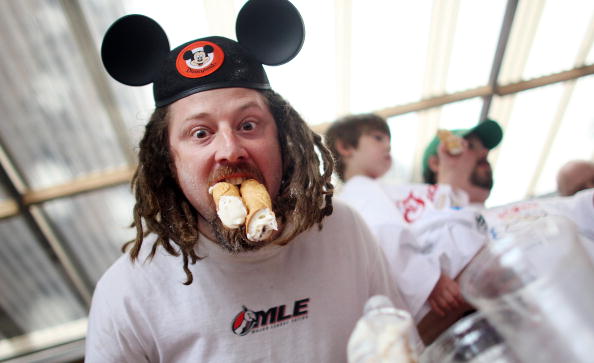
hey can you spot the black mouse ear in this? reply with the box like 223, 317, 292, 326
236, 0, 305, 66
101, 14, 170, 86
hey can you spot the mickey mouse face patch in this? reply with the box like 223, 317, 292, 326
176, 41, 224, 78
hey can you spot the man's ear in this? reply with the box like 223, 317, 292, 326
335, 139, 354, 158
428, 154, 440, 173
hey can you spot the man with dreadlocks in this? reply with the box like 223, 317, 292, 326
85, 2, 415, 362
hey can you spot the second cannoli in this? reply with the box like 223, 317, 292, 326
240, 179, 277, 241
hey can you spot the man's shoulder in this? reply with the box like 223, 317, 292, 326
94, 252, 142, 295
329, 198, 360, 221
94, 236, 182, 295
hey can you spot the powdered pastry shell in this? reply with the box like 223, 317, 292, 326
437, 129, 464, 155
211, 182, 241, 205
240, 179, 277, 241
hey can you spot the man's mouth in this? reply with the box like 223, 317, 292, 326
210, 163, 265, 188
215, 174, 252, 186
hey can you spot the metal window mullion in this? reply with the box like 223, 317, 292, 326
59, 0, 136, 165
0, 141, 92, 307
479, 0, 519, 122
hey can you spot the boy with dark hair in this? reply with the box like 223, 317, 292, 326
325, 113, 391, 182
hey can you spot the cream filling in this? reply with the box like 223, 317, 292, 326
246, 208, 278, 241
347, 306, 417, 363
216, 195, 247, 229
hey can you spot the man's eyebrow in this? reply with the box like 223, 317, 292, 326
182, 101, 265, 123
237, 101, 265, 113
183, 112, 210, 122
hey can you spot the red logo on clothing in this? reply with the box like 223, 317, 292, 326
426, 184, 438, 202
231, 306, 257, 336
230, 298, 310, 336
397, 192, 426, 223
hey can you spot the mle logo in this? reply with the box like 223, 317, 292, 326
231, 298, 310, 336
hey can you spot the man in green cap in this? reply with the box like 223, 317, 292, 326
422, 119, 503, 206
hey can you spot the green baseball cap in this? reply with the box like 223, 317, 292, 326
421, 119, 503, 178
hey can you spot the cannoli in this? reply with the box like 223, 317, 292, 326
209, 182, 247, 229
240, 179, 278, 241
437, 129, 464, 155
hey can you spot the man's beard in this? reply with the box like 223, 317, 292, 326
470, 166, 493, 190
209, 217, 269, 253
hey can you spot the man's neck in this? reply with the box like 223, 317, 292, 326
464, 185, 490, 206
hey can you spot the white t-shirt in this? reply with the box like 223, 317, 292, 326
337, 176, 487, 321
85, 200, 411, 363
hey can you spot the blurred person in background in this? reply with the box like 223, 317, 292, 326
421, 119, 503, 207
556, 159, 594, 196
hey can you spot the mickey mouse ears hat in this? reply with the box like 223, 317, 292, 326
422, 119, 503, 176
101, 0, 305, 107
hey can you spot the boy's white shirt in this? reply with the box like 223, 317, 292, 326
337, 175, 487, 321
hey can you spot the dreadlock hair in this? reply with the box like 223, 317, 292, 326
324, 113, 391, 181
123, 89, 335, 285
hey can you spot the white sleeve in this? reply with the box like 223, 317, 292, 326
409, 207, 488, 279
374, 223, 440, 322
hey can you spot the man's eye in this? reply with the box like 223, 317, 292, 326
371, 134, 387, 142
241, 121, 256, 131
193, 129, 209, 139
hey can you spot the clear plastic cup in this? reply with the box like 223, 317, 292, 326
420, 311, 520, 363
347, 295, 419, 363
459, 215, 594, 363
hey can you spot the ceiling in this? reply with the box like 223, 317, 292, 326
1, 0, 593, 360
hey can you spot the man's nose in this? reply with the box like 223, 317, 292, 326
214, 129, 248, 163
